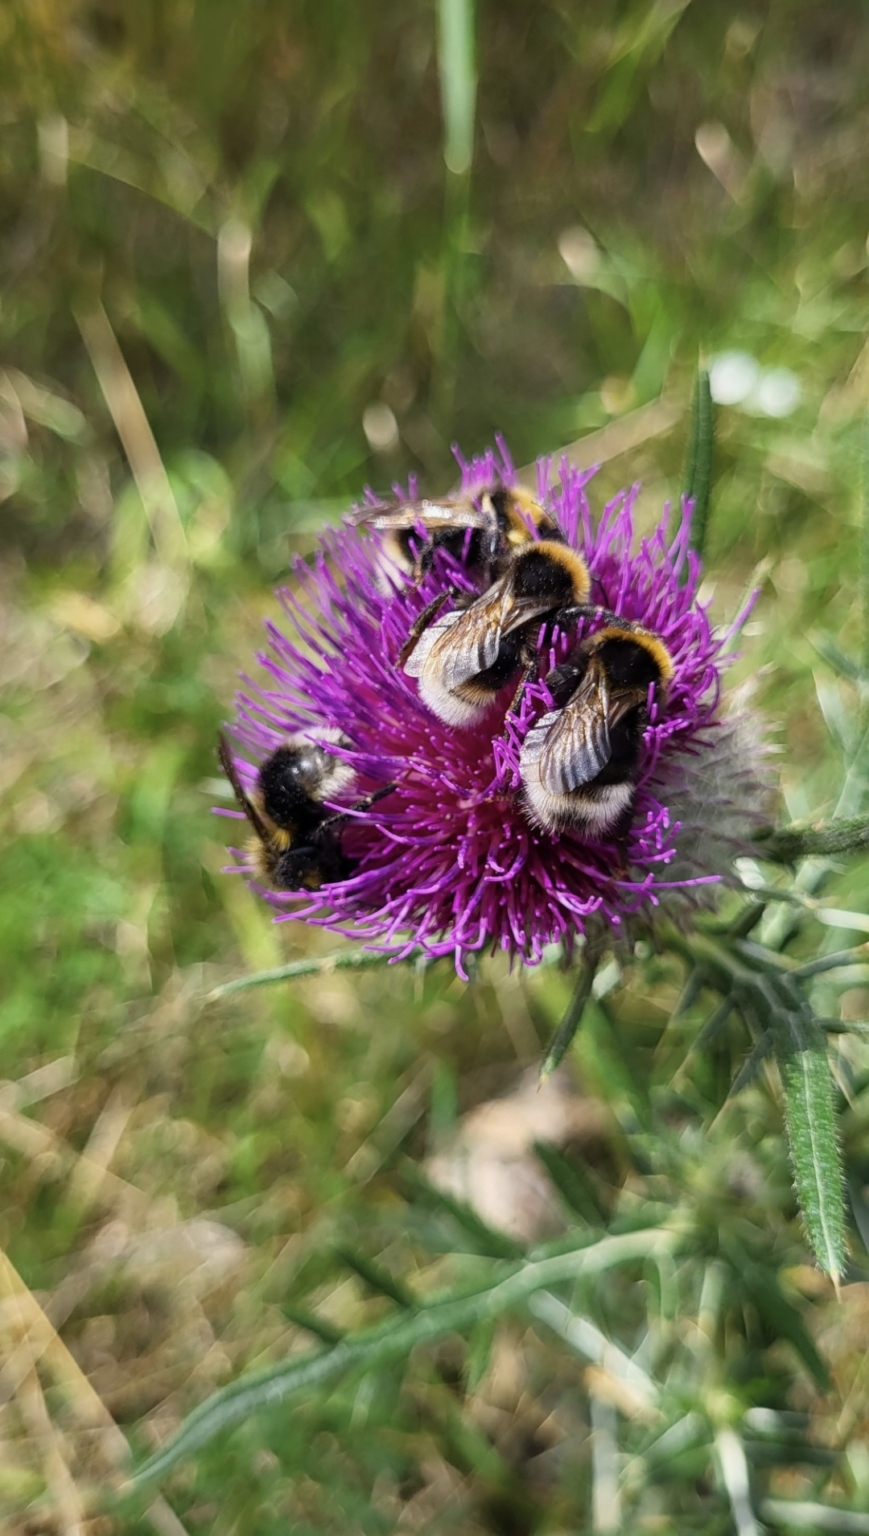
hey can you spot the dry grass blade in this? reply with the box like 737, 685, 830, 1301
75, 302, 187, 569
66, 1084, 135, 1216
522, 396, 681, 479
0, 1250, 190, 1535
15, 1367, 86, 1536
1, 1258, 86, 1536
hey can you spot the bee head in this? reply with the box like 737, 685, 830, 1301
258, 730, 355, 823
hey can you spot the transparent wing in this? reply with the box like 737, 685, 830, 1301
425, 581, 516, 689
423, 565, 568, 692
537, 663, 613, 794
347, 496, 489, 532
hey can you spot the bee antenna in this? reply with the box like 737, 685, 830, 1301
217, 734, 270, 841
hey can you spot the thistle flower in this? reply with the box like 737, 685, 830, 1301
221, 441, 769, 975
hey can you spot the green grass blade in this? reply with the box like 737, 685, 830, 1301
684, 365, 715, 559
437, 0, 477, 175
761, 1500, 869, 1533
540, 938, 602, 1081
864, 411, 869, 674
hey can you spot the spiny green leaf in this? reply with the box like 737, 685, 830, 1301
336, 1247, 415, 1308
759, 815, 869, 863
399, 1161, 523, 1259
463, 1317, 496, 1393
124, 1226, 680, 1492
794, 945, 869, 980
532, 1139, 606, 1226
693, 996, 737, 1055
207, 945, 424, 999
577, 1000, 650, 1130
280, 1306, 344, 1346
673, 965, 706, 1017
770, 1002, 845, 1281
728, 1031, 774, 1097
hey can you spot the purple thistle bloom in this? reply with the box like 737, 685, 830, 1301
220, 440, 769, 976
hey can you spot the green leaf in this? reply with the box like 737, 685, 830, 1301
577, 1000, 650, 1130
683, 365, 715, 559
124, 1226, 680, 1493
770, 1000, 846, 1281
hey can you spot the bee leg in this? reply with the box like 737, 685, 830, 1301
556, 603, 628, 630
412, 544, 436, 585
608, 801, 638, 879
355, 780, 397, 811
397, 589, 462, 668
318, 780, 398, 832
506, 657, 539, 717
506, 623, 551, 717
478, 523, 505, 581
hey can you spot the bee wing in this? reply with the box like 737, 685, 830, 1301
347, 497, 489, 532
217, 735, 270, 842
412, 567, 560, 692
536, 662, 613, 794
420, 580, 517, 688
496, 562, 578, 638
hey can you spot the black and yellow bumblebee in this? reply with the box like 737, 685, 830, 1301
400, 539, 613, 728
349, 482, 559, 585
218, 730, 393, 890
519, 624, 674, 838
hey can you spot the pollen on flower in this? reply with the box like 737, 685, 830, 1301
219, 439, 769, 975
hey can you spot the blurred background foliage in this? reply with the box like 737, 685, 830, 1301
3, 0, 869, 1531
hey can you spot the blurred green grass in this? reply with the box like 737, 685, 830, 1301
3, 0, 869, 1530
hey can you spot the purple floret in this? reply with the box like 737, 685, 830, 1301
221, 439, 766, 975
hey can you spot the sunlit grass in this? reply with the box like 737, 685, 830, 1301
3, 1, 869, 1530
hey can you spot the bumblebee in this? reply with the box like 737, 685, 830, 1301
349, 482, 559, 584
519, 625, 674, 838
400, 540, 609, 727
218, 730, 393, 890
